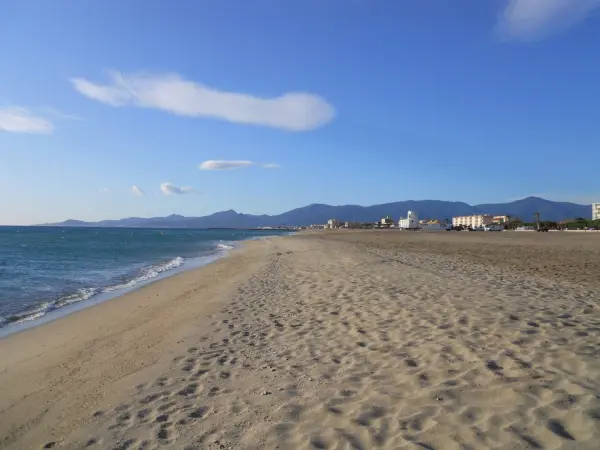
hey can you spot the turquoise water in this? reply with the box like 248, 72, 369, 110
0, 227, 287, 332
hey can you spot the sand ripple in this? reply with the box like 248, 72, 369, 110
1, 232, 599, 449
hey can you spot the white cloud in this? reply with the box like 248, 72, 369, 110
98, 187, 110, 194
70, 71, 335, 131
160, 182, 193, 195
0, 107, 54, 134
498, 0, 600, 41
200, 160, 254, 170
199, 160, 280, 170
131, 185, 145, 196
262, 163, 280, 169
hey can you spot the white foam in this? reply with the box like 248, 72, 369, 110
1, 234, 272, 333
3, 287, 100, 325
54, 287, 99, 307
104, 256, 184, 292
2, 259, 185, 327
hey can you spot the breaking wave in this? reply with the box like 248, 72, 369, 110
0, 256, 186, 327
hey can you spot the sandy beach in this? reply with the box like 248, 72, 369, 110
1, 231, 599, 449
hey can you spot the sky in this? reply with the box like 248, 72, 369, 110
1, 0, 600, 225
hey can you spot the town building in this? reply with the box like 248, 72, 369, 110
379, 216, 394, 228
593, 203, 600, 220
493, 215, 510, 224
326, 219, 340, 229
452, 214, 493, 228
344, 221, 361, 229
419, 219, 445, 231
398, 210, 419, 229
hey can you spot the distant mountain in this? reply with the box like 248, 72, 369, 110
39, 197, 592, 228
472, 197, 590, 222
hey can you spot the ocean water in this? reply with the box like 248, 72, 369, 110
0, 227, 288, 333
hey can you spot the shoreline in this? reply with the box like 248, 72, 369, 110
1, 231, 599, 449
0, 237, 272, 449
0, 234, 278, 339
0, 237, 261, 343
0, 251, 225, 339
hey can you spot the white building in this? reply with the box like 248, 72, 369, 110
420, 220, 445, 231
593, 203, 600, 220
380, 216, 394, 228
398, 210, 419, 230
453, 214, 493, 228
326, 218, 340, 229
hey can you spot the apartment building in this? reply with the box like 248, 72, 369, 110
593, 203, 600, 220
452, 214, 494, 228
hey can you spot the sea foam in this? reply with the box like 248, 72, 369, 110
104, 256, 184, 292
1, 257, 185, 326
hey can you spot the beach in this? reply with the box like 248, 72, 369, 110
1, 231, 599, 449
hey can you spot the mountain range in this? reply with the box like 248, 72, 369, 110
40, 197, 592, 229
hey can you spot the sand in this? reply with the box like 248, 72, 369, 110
1, 231, 599, 449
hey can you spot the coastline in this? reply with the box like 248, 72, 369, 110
1, 231, 599, 449
0, 233, 279, 338
0, 237, 273, 449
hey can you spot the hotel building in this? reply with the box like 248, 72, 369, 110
452, 214, 494, 228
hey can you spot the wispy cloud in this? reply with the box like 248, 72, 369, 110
160, 182, 193, 195
131, 185, 145, 196
262, 163, 280, 169
0, 107, 54, 134
497, 0, 600, 41
42, 107, 83, 122
199, 160, 280, 170
98, 187, 110, 194
200, 160, 254, 170
70, 71, 335, 131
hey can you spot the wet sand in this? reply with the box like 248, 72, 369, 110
1, 231, 599, 449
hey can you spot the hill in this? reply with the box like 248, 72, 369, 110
40, 197, 592, 228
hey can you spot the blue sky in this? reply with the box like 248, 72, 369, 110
1, 0, 600, 225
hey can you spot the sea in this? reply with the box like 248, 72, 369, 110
0, 226, 290, 336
